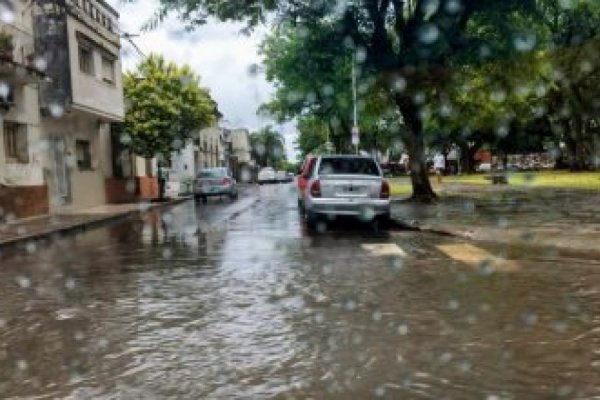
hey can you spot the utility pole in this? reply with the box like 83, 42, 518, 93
351, 51, 359, 154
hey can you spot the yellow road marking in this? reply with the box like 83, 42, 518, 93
436, 243, 519, 272
362, 243, 407, 257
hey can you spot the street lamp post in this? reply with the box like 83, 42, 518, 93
351, 52, 359, 155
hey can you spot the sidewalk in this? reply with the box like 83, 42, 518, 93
391, 184, 600, 257
0, 198, 188, 248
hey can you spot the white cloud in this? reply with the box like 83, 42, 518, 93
109, 0, 297, 160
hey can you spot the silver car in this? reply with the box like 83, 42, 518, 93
302, 155, 391, 229
194, 168, 238, 203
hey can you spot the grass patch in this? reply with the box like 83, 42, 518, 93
388, 171, 600, 196
446, 171, 600, 190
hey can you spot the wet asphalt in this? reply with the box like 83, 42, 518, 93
1, 183, 599, 399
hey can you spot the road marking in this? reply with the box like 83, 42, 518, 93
362, 243, 406, 257
436, 243, 519, 272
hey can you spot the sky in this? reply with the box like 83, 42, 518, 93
107, 0, 297, 160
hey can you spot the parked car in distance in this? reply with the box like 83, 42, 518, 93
258, 167, 277, 184
297, 154, 317, 209
194, 167, 238, 203
476, 162, 492, 172
301, 155, 391, 230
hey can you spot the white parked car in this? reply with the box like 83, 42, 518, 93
257, 167, 277, 184
302, 155, 391, 230
476, 162, 492, 172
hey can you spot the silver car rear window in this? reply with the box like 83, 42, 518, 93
199, 169, 227, 178
318, 158, 380, 176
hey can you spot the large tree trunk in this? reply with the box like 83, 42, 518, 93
396, 96, 436, 202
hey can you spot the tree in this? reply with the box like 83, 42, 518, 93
250, 126, 286, 168
123, 54, 217, 198
141, 0, 552, 202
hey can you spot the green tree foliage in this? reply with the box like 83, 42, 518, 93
140, 0, 600, 193
250, 125, 286, 168
124, 54, 217, 159
123, 54, 218, 197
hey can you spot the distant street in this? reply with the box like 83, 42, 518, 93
1, 183, 600, 399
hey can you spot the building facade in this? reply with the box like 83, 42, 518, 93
0, 0, 49, 219
34, 0, 125, 212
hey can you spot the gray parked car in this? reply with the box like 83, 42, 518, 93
194, 168, 238, 203
301, 155, 391, 229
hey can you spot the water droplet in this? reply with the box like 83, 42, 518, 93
15, 276, 31, 289
557, 385, 573, 396
448, 299, 460, 310
314, 312, 325, 323
25, 241, 37, 254
439, 352, 453, 364
418, 23, 439, 44
0, 81, 10, 99
34, 56, 47, 72
445, 0, 462, 14
514, 32, 537, 52
490, 89, 506, 103
522, 311, 538, 326
65, 278, 76, 290
16, 359, 28, 371
422, 0, 440, 19
0, 0, 15, 24
457, 360, 471, 372
393, 77, 407, 92
397, 321, 409, 335
48, 102, 65, 118
375, 385, 386, 397
74, 330, 85, 341
345, 300, 357, 311
0, 318, 6, 328
372, 311, 382, 322
355, 47, 367, 63
478, 259, 494, 276
551, 320, 568, 334
559, 0, 573, 10
162, 248, 173, 259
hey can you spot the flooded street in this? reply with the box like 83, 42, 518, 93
1, 184, 600, 399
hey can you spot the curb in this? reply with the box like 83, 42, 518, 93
409, 222, 600, 261
0, 198, 189, 250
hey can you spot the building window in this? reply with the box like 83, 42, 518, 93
76, 140, 92, 170
101, 56, 115, 84
79, 46, 93, 75
3, 122, 28, 163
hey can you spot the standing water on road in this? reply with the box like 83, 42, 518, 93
1, 187, 599, 398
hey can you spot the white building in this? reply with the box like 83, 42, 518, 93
34, 0, 125, 211
0, 0, 49, 219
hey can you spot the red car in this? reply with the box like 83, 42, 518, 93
297, 154, 317, 210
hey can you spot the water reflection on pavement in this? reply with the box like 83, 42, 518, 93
1, 183, 599, 399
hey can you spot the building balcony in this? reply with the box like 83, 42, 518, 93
0, 54, 46, 85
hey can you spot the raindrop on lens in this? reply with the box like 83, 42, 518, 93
418, 23, 439, 44
49, 102, 65, 118
513, 32, 536, 52
445, 0, 462, 14
162, 248, 173, 259
393, 77, 407, 92
372, 311, 382, 322
34, 56, 47, 72
448, 299, 460, 310
65, 278, 76, 290
345, 300, 357, 311
397, 321, 409, 335
16, 276, 31, 289
16, 359, 28, 372
375, 386, 386, 397
0, 81, 9, 99
0, 0, 15, 23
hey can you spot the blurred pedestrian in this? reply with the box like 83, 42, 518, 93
434, 153, 445, 184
